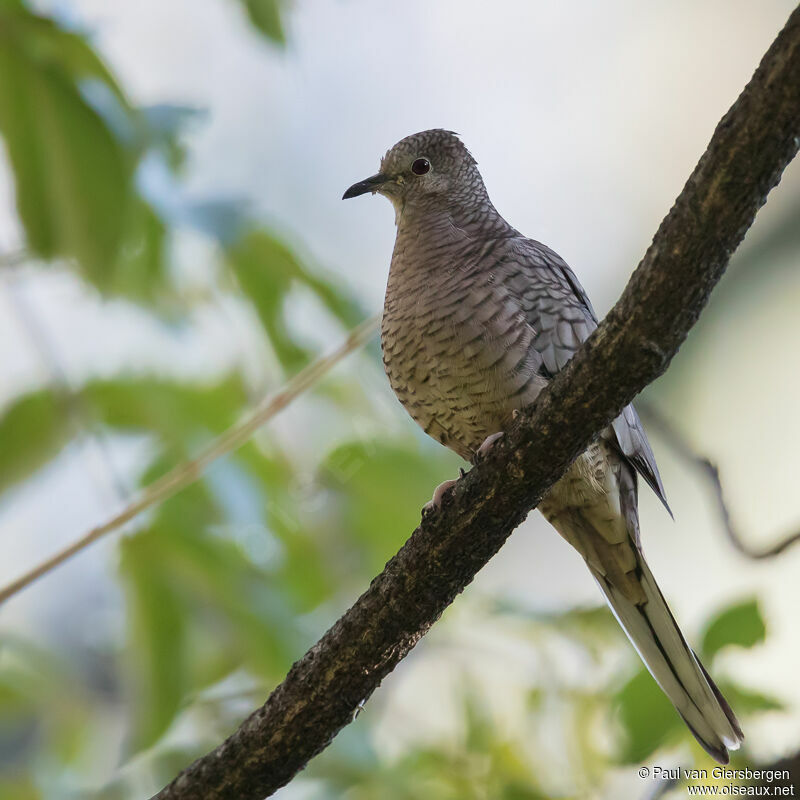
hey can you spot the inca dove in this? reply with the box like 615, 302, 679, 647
343, 129, 743, 763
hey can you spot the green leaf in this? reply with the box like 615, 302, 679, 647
614, 668, 682, 763
118, 471, 300, 751
701, 598, 766, 661
0, 390, 69, 494
502, 785, 547, 800
716, 682, 784, 714
120, 529, 188, 750
102, 199, 170, 303
0, 8, 129, 103
86, 375, 248, 445
0, 6, 133, 274
156, 516, 299, 678
240, 0, 285, 44
0, 636, 97, 779
0, 776, 40, 800
238, 444, 334, 610
320, 440, 459, 573
225, 229, 364, 370
0, 376, 247, 498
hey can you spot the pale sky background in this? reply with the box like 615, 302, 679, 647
1, 1, 799, 796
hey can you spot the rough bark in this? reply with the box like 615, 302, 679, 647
153, 7, 800, 799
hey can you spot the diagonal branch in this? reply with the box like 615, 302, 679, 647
154, 7, 800, 799
0, 315, 379, 605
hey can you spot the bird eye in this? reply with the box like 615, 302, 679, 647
411, 157, 431, 175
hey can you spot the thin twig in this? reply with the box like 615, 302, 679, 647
0, 315, 379, 605
638, 401, 800, 559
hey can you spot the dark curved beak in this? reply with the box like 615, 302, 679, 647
342, 173, 390, 199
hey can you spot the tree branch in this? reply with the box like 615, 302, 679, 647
154, 8, 800, 799
638, 401, 800, 559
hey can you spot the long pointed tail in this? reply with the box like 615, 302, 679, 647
590, 553, 744, 762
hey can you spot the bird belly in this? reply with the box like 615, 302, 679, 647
381, 298, 545, 461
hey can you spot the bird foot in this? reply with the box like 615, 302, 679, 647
422, 479, 459, 514
475, 431, 504, 461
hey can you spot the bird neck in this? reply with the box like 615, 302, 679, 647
395, 194, 512, 241
390, 198, 515, 285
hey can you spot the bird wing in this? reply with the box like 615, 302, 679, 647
507, 237, 670, 513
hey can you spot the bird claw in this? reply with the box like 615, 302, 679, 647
422, 478, 459, 514
475, 431, 504, 461
422, 434, 503, 517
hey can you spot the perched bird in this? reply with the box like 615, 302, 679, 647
343, 129, 743, 762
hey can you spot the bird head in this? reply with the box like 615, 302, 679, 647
342, 129, 486, 214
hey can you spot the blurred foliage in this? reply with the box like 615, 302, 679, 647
0, 2, 789, 800
226, 229, 363, 370
320, 440, 460, 573
700, 598, 766, 661
0, 2, 169, 299
305, 699, 551, 800
238, 0, 286, 44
